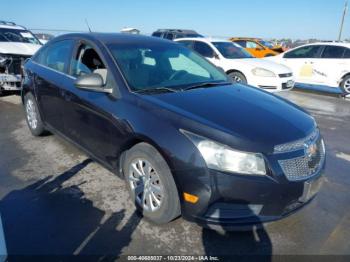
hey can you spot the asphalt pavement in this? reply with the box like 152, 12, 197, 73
0, 90, 349, 259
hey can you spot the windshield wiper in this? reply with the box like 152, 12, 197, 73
134, 87, 179, 94
182, 81, 232, 91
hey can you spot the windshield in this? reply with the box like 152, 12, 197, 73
212, 42, 253, 59
0, 28, 41, 45
259, 40, 274, 48
108, 43, 229, 92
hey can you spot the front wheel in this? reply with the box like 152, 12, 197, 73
340, 75, 350, 95
24, 93, 46, 136
228, 71, 247, 84
123, 143, 181, 224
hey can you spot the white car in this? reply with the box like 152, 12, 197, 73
266, 42, 350, 95
175, 38, 295, 92
0, 21, 42, 94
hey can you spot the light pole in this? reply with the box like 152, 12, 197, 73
338, 0, 348, 41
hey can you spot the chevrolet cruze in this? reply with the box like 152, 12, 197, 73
22, 33, 326, 229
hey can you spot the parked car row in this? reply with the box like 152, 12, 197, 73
0, 21, 42, 95
175, 38, 294, 92
22, 33, 326, 229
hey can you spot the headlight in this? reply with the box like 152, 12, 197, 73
182, 130, 267, 176
252, 67, 276, 77
0, 55, 8, 66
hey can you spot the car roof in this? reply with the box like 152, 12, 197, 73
297, 42, 350, 48
0, 21, 26, 30
175, 37, 231, 43
230, 37, 262, 41
53, 32, 180, 46
154, 29, 199, 34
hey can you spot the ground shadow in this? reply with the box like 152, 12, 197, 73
202, 203, 272, 261
0, 159, 142, 260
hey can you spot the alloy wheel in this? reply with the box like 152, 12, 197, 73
344, 79, 350, 94
128, 158, 164, 212
26, 99, 38, 130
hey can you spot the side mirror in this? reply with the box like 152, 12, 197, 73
214, 53, 220, 60
74, 73, 112, 93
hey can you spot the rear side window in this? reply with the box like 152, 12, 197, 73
343, 48, 350, 58
177, 41, 194, 49
152, 32, 162, 37
284, 45, 322, 59
321, 46, 346, 58
36, 40, 74, 73
165, 33, 174, 40
193, 41, 214, 58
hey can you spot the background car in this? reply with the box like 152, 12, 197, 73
266, 42, 350, 95
152, 29, 203, 40
175, 38, 295, 92
22, 33, 324, 229
0, 21, 42, 95
230, 37, 282, 58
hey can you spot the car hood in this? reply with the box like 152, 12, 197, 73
234, 58, 291, 74
143, 85, 315, 153
0, 42, 41, 56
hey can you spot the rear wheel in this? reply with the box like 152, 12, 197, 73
340, 75, 350, 95
24, 93, 45, 136
123, 143, 181, 224
228, 71, 247, 84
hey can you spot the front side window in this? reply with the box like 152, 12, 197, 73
321, 46, 346, 59
246, 41, 259, 49
212, 42, 253, 59
37, 40, 74, 73
259, 40, 274, 48
193, 41, 214, 58
284, 45, 322, 59
0, 28, 41, 45
107, 43, 228, 91
165, 33, 174, 40
70, 44, 108, 84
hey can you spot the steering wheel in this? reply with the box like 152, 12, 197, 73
169, 70, 187, 81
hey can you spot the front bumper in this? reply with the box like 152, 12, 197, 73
179, 163, 325, 230
0, 74, 22, 91
249, 75, 295, 92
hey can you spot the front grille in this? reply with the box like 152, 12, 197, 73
279, 73, 293, 78
278, 135, 325, 181
0, 54, 30, 75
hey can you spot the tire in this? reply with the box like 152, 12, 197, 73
340, 75, 350, 95
228, 71, 247, 84
24, 92, 46, 136
123, 143, 181, 224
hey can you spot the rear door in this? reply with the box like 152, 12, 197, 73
282, 45, 323, 84
32, 39, 75, 133
313, 45, 348, 86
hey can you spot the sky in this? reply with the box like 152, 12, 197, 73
1, 0, 349, 40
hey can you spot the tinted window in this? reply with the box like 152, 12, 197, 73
193, 41, 214, 58
37, 40, 74, 73
284, 45, 321, 59
165, 33, 174, 40
343, 48, 350, 58
152, 32, 162, 37
107, 43, 227, 91
212, 42, 253, 59
321, 46, 346, 58
0, 28, 41, 45
177, 40, 194, 49
234, 40, 247, 48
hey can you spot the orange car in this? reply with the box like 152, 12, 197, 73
229, 38, 285, 58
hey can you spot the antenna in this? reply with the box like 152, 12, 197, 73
85, 19, 92, 33
338, 0, 348, 41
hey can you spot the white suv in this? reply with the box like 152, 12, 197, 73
0, 21, 42, 94
266, 42, 350, 95
175, 38, 295, 92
